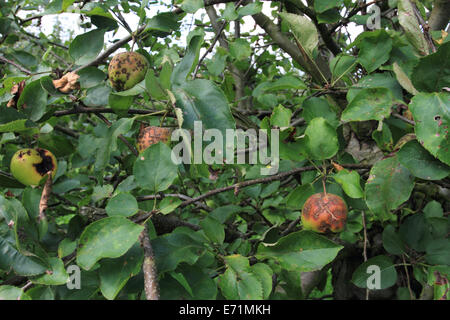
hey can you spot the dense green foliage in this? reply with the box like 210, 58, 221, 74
0, 0, 449, 300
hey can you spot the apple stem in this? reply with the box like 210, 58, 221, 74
322, 177, 327, 197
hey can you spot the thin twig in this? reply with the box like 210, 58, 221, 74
362, 211, 369, 300
402, 254, 415, 300
392, 113, 415, 126
53, 107, 167, 117
179, 164, 371, 208
137, 193, 212, 212
410, 1, 436, 53
192, 0, 245, 79
0, 55, 33, 75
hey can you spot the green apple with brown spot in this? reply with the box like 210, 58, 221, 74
108, 52, 148, 92
10, 148, 57, 186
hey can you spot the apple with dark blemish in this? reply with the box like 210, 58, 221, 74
137, 124, 172, 153
108, 52, 148, 92
301, 193, 348, 233
10, 148, 57, 186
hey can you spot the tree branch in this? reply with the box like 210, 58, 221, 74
283, 0, 341, 55
429, 0, 450, 31
139, 224, 160, 300
251, 12, 331, 84
0, 55, 33, 75
53, 106, 167, 117
205, 4, 250, 109
179, 163, 371, 208
72, 25, 147, 73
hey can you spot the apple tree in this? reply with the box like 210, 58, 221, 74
0, 0, 449, 300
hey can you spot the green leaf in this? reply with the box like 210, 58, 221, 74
82, 84, 111, 107
372, 123, 394, 151
77, 66, 106, 88
302, 97, 339, 128
159, 197, 182, 214
382, 225, 406, 255
88, 10, 118, 31
40, 76, 64, 96
17, 79, 48, 122
251, 263, 273, 299
0, 119, 36, 134
145, 12, 181, 34
223, 3, 238, 21
152, 227, 206, 273
108, 93, 133, 117
317, 8, 341, 24
314, 0, 343, 13
411, 41, 450, 92
398, 0, 429, 55
409, 92, 450, 166
99, 243, 143, 300
91, 185, 114, 203
206, 48, 227, 76
237, 1, 262, 17
219, 255, 263, 300
0, 235, 47, 276
170, 271, 194, 297
270, 105, 292, 128
365, 156, 415, 221
256, 231, 343, 271
253, 76, 306, 97
333, 169, 364, 199
330, 54, 357, 82
229, 38, 252, 61
180, 0, 203, 13
342, 88, 394, 122
93, 118, 134, 171
76, 217, 144, 270
279, 12, 318, 58
398, 140, 450, 180
105, 192, 139, 217
393, 62, 419, 95
173, 79, 236, 134
0, 285, 30, 300
69, 29, 105, 65
346, 72, 403, 103
209, 205, 241, 223
352, 255, 397, 289
423, 200, 444, 218
58, 238, 77, 258
425, 239, 450, 265
30, 257, 69, 285
10, 50, 37, 69
399, 214, 426, 251
133, 142, 178, 193
171, 35, 203, 87
200, 216, 225, 244
286, 183, 315, 209
159, 58, 173, 90
145, 69, 166, 100
304, 117, 339, 160
356, 30, 393, 73
0, 171, 25, 188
